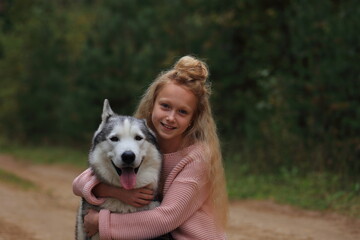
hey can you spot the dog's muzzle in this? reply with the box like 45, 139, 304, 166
110, 158, 143, 176
111, 157, 144, 190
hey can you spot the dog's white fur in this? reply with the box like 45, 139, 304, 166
76, 99, 162, 240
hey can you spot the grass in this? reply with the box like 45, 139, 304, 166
0, 142, 87, 189
0, 143, 88, 169
0, 168, 37, 190
0, 143, 88, 190
0, 142, 359, 218
226, 163, 360, 218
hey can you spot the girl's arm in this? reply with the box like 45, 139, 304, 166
72, 168, 104, 205
97, 160, 210, 240
93, 182, 155, 207
73, 168, 154, 207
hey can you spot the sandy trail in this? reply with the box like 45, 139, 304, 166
0, 155, 359, 240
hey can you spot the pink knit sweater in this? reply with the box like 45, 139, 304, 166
73, 144, 226, 239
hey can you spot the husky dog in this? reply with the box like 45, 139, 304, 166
76, 99, 162, 240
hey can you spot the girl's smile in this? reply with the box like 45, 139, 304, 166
160, 122, 176, 130
151, 82, 197, 153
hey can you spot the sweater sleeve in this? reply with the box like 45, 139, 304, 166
72, 168, 105, 205
98, 159, 210, 240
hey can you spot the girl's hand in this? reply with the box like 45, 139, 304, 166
93, 183, 155, 208
84, 209, 99, 237
123, 187, 155, 207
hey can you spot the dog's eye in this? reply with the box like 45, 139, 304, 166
135, 135, 143, 141
110, 136, 119, 142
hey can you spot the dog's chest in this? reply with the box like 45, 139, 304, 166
100, 198, 160, 214
101, 198, 138, 213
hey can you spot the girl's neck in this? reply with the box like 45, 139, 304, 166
159, 138, 184, 154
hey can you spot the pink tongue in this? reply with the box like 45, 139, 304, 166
120, 168, 136, 190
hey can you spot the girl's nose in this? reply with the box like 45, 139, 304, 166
166, 111, 175, 121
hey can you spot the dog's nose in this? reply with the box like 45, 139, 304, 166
122, 151, 135, 164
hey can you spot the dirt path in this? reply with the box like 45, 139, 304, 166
0, 155, 359, 240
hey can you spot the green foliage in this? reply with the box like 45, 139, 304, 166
0, 0, 359, 182
226, 161, 360, 218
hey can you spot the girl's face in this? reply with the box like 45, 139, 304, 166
151, 82, 197, 153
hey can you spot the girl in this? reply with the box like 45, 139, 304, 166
73, 55, 228, 239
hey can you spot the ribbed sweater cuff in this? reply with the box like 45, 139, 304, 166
99, 209, 112, 240
83, 177, 105, 205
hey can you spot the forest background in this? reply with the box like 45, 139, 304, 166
0, 0, 359, 215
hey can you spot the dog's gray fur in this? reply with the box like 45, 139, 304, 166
76, 99, 162, 240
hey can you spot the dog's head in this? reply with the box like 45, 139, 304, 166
89, 99, 159, 190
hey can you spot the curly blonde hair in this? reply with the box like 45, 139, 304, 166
134, 55, 228, 229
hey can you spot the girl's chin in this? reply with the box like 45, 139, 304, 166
158, 131, 175, 140
157, 129, 180, 141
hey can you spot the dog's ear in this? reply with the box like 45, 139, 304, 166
102, 99, 115, 123
141, 119, 158, 146
93, 99, 114, 142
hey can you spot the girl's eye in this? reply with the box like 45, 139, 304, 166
160, 103, 170, 109
179, 109, 188, 115
135, 135, 143, 141
110, 136, 119, 142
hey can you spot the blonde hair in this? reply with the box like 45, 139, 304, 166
134, 55, 228, 229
